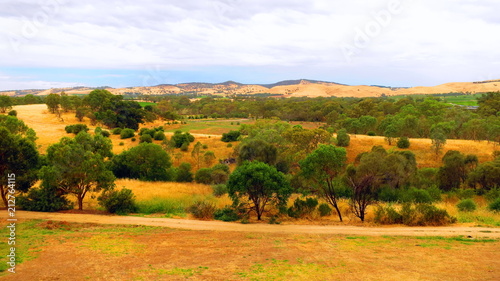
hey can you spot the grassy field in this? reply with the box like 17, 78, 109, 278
137, 101, 156, 107
389, 93, 482, 106
0, 220, 498, 280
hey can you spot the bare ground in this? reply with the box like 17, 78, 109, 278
14, 211, 500, 238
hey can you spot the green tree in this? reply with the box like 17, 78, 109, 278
384, 124, 398, 145
110, 143, 172, 181
437, 150, 478, 191
0, 95, 13, 113
203, 151, 216, 167
336, 129, 350, 147
227, 161, 291, 220
430, 128, 446, 158
176, 162, 193, 182
467, 158, 500, 190
42, 132, 115, 210
191, 141, 204, 169
299, 144, 347, 221
45, 93, 61, 114
237, 139, 277, 166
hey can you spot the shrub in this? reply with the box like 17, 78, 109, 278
65, 124, 89, 134
456, 189, 476, 199
411, 188, 434, 204
131, 137, 136, 142
98, 188, 137, 215
367, 131, 376, 136
100, 130, 110, 137
214, 207, 240, 222
456, 199, 477, 212
397, 137, 410, 148
176, 162, 193, 182
402, 203, 455, 226
180, 142, 189, 151
374, 205, 403, 224
8, 110, 17, 116
153, 131, 166, 141
202, 144, 208, 149
112, 128, 122, 135
186, 201, 216, 219
120, 128, 135, 139
336, 129, 350, 147
318, 203, 332, 217
488, 198, 500, 212
378, 186, 398, 202
119, 142, 124, 146
484, 188, 500, 202
195, 168, 213, 184
227, 143, 233, 148
212, 184, 228, 197
139, 134, 153, 143
287, 197, 318, 218
221, 130, 241, 142
17, 185, 73, 212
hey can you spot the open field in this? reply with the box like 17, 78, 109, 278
12, 104, 498, 168
0, 220, 499, 280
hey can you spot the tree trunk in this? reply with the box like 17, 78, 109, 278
1, 188, 7, 208
78, 195, 83, 210
334, 204, 343, 222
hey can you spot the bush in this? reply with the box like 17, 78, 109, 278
100, 130, 110, 137
456, 189, 476, 199
98, 188, 137, 215
318, 203, 332, 217
180, 142, 189, 151
212, 184, 228, 197
17, 185, 73, 212
456, 199, 477, 212
112, 128, 122, 135
8, 110, 17, 116
214, 207, 240, 222
186, 201, 216, 219
287, 197, 318, 218
484, 188, 500, 202
227, 143, 233, 148
153, 131, 166, 141
139, 134, 153, 143
488, 198, 500, 212
396, 137, 410, 149
202, 144, 208, 149
120, 128, 135, 139
374, 205, 403, 224
367, 131, 376, 136
221, 130, 241, 142
378, 186, 399, 202
195, 168, 213, 184
119, 142, 124, 146
65, 124, 89, 134
131, 137, 136, 142
411, 188, 434, 204
336, 129, 350, 147
175, 162, 193, 182
402, 203, 455, 226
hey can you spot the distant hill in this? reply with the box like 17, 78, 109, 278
2, 79, 500, 98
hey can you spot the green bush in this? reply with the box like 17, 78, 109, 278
153, 131, 166, 141
456, 189, 476, 199
120, 128, 135, 139
484, 188, 500, 202
214, 207, 240, 222
402, 203, 456, 226
100, 130, 110, 137
119, 142, 124, 146
65, 124, 89, 134
195, 168, 213, 184
180, 142, 189, 151
131, 137, 136, 142
227, 143, 233, 148
202, 144, 208, 149
139, 134, 153, 143
318, 203, 332, 217
374, 205, 403, 224
488, 198, 500, 212
396, 137, 410, 148
288, 197, 318, 218
175, 162, 193, 182
112, 128, 122, 135
378, 186, 398, 202
212, 184, 228, 197
186, 201, 216, 219
336, 129, 350, 147
17, 185, 73, 212
456, 199, 477, 212
411, 188, 434, 204
221, 130, 241, 142
367, 131, 376, 136
98, 188, 137, 215
8, 110, 17, 116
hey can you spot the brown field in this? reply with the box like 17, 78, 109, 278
0, 220, 499, 280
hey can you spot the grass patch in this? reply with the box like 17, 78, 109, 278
137, 102, 156, 107
155, 266, 208, 277
236, 259, 343, 280
136, 198, 187, 215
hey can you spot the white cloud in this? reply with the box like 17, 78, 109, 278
0, 0, 499, 86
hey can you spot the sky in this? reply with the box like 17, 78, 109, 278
1, 0, 500, 91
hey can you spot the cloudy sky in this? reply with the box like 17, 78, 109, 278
1, 0, 499, 90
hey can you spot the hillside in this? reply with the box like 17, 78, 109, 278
2, 79, 500, 98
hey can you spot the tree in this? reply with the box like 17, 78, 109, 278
468, 158, 500, 190
237, 139, 277, 165
336, 129, 350, 147
397, 136, 410, 149
0, 95, 13, 113
299, 144, 347, 221
191, 141, 204, 169
110, 143, 172, 181
344, 165, 377, 222
176, 162, 193, 182
203, 151, 216, 167
430, 128, 446, 158
221, 130, 241, 142
437, 150, 477, 191
45, 93, 61, 114
227, 161, 291, 220
42, 132, 115, 210
0, 126, 40, 207
384, 124, 398, 145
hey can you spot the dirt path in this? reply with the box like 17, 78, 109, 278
14, 211, 500, 238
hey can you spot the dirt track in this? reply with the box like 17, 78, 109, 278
15, 211, 500, 238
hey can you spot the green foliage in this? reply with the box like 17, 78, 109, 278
45, 93, 61, 113
186, 200, 216, 219
194, 168, 213, 184
175, 162, 193, 182
214, 207, 240, 222
120, 128, 135, 139
318, 203, 332, 216
17, 184, 73, 212
139, 134, 153, 143
64, 124, 89, 134
212, 184, 228, 197
112, 128, 122, 135
484, 188, 500, 202
136, 198, 185, 215
8, 110, 17, 116
488, 198, 500, 212
171, 130, 195, 148
153, 131, 166, 140
378, 187, 440, 203
227, 161, 292, 220
374, 205, 403, 224
110, 143, 173, 181
438, 150, 478, 191
401, 203, 456, 226
455, 189, 476, 199
180, 142, 189, 151
98, 188, 138, 215
396, 137, 410, 148
456, 199, 477, 212
336, 129, 350, 147
467, 158, 500, 190
221, 130, 241, 142
237, 139, 277, 165
0, 95, 13, 113
287, 197, 318, 218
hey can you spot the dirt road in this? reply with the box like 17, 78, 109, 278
15, 211, 500, 238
